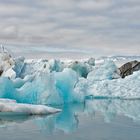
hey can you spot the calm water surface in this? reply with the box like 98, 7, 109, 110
0, 99, 140, 140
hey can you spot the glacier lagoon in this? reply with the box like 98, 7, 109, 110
0, 48, 140, 139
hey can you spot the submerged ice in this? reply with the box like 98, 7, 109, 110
0, 47, 140, 106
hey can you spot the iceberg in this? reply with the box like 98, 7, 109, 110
0, 68, 80, 105
0, 99, 61, 115
85, 71, 140, 99
0, 47, 140, 107
75, 60, 140, 99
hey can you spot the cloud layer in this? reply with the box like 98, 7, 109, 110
0, 0, 140, 56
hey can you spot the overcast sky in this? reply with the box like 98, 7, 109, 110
0, 0, 140, 57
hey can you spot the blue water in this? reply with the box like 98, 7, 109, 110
0, 99, 140, 140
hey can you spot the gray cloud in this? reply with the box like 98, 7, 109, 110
0, 0, 140, 57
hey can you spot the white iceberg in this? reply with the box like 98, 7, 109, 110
75, 60, 140, 99
0, 99, 61, 115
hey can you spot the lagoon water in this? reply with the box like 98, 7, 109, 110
0, 99, 140, 140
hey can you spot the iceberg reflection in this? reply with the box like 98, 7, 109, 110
85, 99, 140, 122
35, 99, 140, 134
35, 103, 85, 134
0, 99, 140, 134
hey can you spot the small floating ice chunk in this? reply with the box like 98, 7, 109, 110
0, 99, 61, 115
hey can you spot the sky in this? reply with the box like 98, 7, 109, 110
0, 0, 140, 57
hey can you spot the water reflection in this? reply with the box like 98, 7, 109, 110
35, 103, 85, 134
85, 99, 140, 122
0, 114, 35, 127
0, 99, 140, 134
